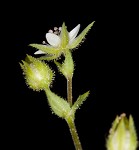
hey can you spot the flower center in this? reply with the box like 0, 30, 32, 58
48, 26, 61, 35
42, 26, 62, 45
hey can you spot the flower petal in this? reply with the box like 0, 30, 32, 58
34, 50, 46, 54
46, 33, 61, 47
69, 24, 80, 42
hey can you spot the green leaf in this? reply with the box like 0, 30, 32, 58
69, 21, 95, 49
71, 91, 90, 115
45, 89, 71, 118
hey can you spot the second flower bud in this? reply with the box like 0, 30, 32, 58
20, 55, 54, 91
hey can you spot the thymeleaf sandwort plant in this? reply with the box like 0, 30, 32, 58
20, 21, 138, 150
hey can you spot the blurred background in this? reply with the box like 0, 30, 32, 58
3, 1, 139, 150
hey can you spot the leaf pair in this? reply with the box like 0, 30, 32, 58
45, 88, 90, 120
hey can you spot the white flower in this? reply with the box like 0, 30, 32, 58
30, 21, 95, 60
35, 24, 80, 54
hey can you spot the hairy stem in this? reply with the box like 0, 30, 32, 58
67, 76, 72, 106
66, 117, 83, 150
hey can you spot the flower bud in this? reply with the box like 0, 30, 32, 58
20, 55, 54, 91
106, 113, 138, 150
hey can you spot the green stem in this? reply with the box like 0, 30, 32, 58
67, 76, 72, 107
66, 117, 83, 150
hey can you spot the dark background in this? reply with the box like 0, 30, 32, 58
3, 1, 139, 150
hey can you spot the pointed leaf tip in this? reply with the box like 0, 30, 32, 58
71, 90, 90, 115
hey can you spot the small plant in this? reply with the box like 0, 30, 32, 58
20, 21, 138, 150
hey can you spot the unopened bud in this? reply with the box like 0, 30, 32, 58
106, 113, 138, 150
20, 55, 54, 91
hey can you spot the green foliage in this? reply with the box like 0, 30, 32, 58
45, 89, 71, 118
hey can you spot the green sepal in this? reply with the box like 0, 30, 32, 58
69, 21, 95, 49
129, 115, 138, 150
54, 60, 63, 74
29, 44, 60, 55
62, 50, 74, 78
61, 22, 69, 48
110, 115, 119, 132
38, 53, 61, 61
116, 117, 126, 149
45, 89, 71, 119
55, 50, 74, 78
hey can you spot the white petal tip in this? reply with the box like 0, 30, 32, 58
69, 24, 81, 42
34, 50, 45, 54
